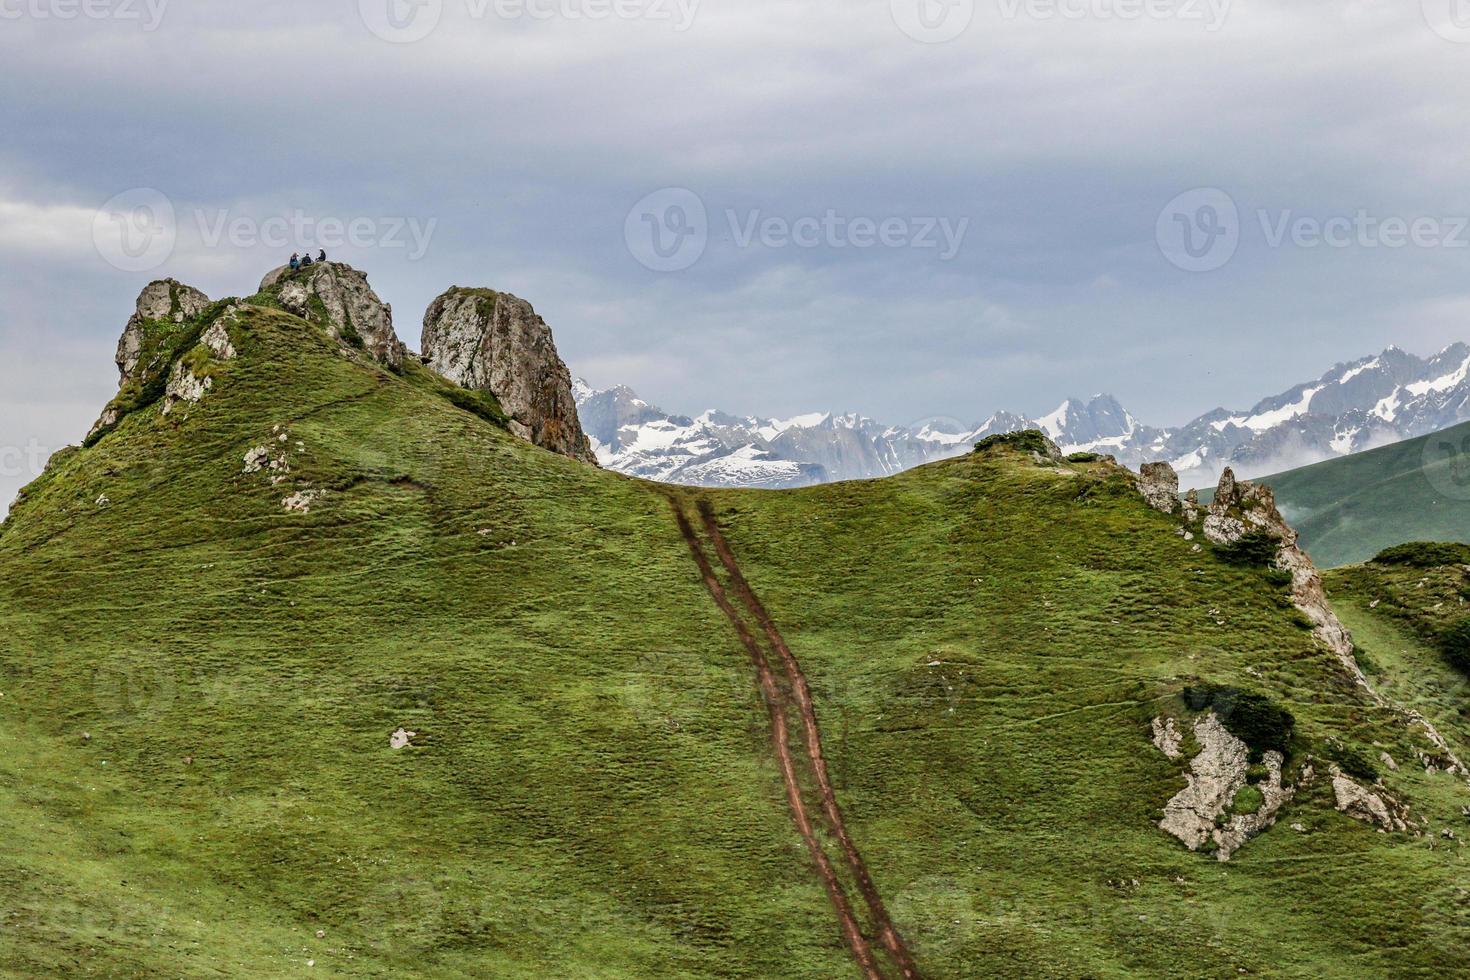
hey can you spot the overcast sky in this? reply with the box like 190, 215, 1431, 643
4, 0, 1470, 503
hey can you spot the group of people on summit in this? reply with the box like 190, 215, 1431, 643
289, 250, 328, 270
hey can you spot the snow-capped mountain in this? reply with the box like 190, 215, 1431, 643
575, 343, 1470, 490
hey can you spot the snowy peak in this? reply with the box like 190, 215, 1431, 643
577, 342, 1470, 491
1037, 394, 1144, 448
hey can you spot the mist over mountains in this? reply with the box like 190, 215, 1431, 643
576, 343, 1470, 489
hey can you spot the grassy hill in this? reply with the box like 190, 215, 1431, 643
1232, 422, 1470, 568
1, 288, 1469, 977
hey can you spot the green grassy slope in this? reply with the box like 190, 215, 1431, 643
1325, 545, 1470, 736
1239, 421, 1470, 568
1, 297, 1468, 977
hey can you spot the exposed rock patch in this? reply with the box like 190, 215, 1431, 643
115, 279, 210, 387
1202, 514, 1247, 546
1151, 716, 1183, 759
1208, 469, 1362, 677
260, 262, 404, 370
162, 361, 211, 414
201, 320, 236, 360
282, 490, 323, 514
243, 427, 296, 485
1331, 767, 1409, 832
1204, 468, 1468, 779
1137, 461, 1180, 514
1154, 713, 1295, 861
420, 287, 596, 464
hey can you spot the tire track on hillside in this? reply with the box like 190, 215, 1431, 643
695, 501, 920, 980
668, 500, 883, 980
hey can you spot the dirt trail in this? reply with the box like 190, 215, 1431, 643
696, 501, 920, 980
669, 502, 883, 980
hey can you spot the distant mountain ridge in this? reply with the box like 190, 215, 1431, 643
576, 343, 1470, 490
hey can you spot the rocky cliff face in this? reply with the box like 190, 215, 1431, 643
258, 262, 404, 370
115, 279, 211, 387
420, 287, 596, 464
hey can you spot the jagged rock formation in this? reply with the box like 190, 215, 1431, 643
115, 279, 211, 387
1154, 712, 1294, 861
1204, 467, 1363, 681
1136, 461, 1180, 514
259, 262, 404, 370
421, 287, 596, 464
90, 279, 222, 441
1192, 467, 1468, 781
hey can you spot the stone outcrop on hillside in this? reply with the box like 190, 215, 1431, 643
116, 279, 211, 387
420, 287, 596, 464
259, 262, 404, 370
1154, 712, 1295, 861
1136, 461, 1180, 514
1330, 766, 1410, 831
1198, 467, 1468, 780
1205, 468, 1361, 678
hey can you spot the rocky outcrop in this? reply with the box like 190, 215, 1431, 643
1202, 468, 1469, 781
1151, 716, 1183, 759
162, 361, 211, 414
1207, 468, 1362, 679
259, 262, 404, 370
1155, 712, 1295, 861
1331, 767, 1409, 832
1137, 461, 1180, 514
115, 279, 211, 387
421, 287, 597, 464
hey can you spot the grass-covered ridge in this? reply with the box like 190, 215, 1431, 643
0, 296, 1468, 976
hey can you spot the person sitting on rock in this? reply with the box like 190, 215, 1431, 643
301, 252, 313, 267
317, 249, 327, 263
289, 252, 300, 270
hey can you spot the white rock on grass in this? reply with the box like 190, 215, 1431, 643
243, 446, 271, 473
1155, 713, 1295, 861
282, 491, 322, 514
1151, 716, 1183, 759
162, 361, 211, 415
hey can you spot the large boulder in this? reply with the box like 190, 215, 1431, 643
1136, 461, 1180, 514
258, 262, 404, 370
116, 279, 211, 387
420, 287, 597, 465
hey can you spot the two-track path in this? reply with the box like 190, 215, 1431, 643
670, 496, 919, 980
